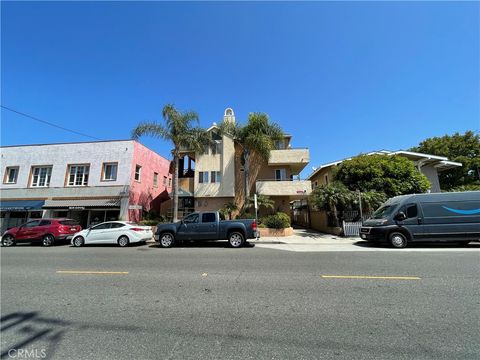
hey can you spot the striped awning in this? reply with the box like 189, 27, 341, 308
43, 198, 121, 209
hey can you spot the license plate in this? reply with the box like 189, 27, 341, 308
70, 228, 76, 231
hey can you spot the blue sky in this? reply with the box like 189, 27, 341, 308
1, 1, 479, 177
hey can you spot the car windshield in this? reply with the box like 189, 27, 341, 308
371, 204, 398, 219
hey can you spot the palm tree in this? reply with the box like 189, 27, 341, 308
132, 104, 211, 222
219, 112, 284, 200
219, 202, 238, 220
244, 194, 275, 213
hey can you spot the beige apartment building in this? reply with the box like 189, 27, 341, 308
161, 108, 311, 219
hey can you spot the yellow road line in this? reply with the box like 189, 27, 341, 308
56, 270, 129, 275
321, 275, 421, 280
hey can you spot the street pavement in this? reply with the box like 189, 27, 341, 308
1, 240, 479, 360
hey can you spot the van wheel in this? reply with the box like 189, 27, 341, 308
389, 232, 408, 248
160, 233, 175, 248
42, 234, 55, 247
228, 232, 244, 248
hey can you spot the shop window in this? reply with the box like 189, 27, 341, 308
67, 165, 89, 186
31, 166, 52, 187
4, 166, 19, 184
102, 163, 118, 181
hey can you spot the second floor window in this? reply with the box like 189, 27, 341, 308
31, 166, 52, 187
211, 171, 221, 183
275, 169, 287, 181
135, 165, 142, 182
198, 171, 209, 184
163, 175, 167, 186
102, 163, 117, 181
68, 165, 89, 186
4, 166, 19, 184
153, 172, 158, 187
211, 141, 222, 155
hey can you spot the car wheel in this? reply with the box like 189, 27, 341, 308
42, 234, 55, 247
159, 233, 175, 248
389, 232, 408, 248
228, 232, 244, 248
2, 235, 15, 247
118, 236, 130, 247
73, 236, 85, 247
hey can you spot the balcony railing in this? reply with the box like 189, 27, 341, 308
256, 179, 312, 197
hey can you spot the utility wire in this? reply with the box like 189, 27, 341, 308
1, 105, 102, 140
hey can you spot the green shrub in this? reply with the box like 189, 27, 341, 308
261, 212, 291, 229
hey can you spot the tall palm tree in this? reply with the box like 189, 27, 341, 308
132, 104, 211, 222
220, 112, 284, 200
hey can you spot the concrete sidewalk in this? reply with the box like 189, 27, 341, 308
254, 227, 358, 245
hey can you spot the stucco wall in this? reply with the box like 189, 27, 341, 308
0, 140, 134, 190
194, 133, 235, 197
194, 197, 235, 213
420, 165, 440, 192
128, 142, 172, 221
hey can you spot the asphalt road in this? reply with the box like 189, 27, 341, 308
1, 242, 479, 360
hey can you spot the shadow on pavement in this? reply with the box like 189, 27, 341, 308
0, 311, 140, 359
148, 241, 256, 249
353, 240, 480, 249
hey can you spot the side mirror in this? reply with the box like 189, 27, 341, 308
394, 212, 406, 221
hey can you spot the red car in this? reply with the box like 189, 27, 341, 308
1, 218, 82, 247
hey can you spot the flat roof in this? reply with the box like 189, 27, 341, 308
0, 139, 133, 148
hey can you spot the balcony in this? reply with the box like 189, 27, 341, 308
256, 180, 312, 197
268, 148, 309, 173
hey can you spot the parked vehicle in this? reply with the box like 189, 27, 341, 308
1, 219, 82, 247
71, 221, 153, 247
360, 191, 480, 248
154, 211, 259, 248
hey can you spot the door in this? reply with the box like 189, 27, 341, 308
30, 220, 52, 240
197, 212, 218, 240
85, 223, 111, 244
176, 213, 199, 241
397, 203, 423, 240
16, 220, 42, 241
104, 222, 126, 244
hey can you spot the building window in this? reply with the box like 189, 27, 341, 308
31, 166, 52, 187
274, 140, 286, 150
275, 169, 286, 181
4, 166, 19, 184
211, 141, 222, 155
325, 175, 329, 184
67, 165, 89, 186
168, 178, 172, 187
199, 171, 209, 184
102, 163, 117, 181
153, 172, 158, 187
135, 165, 142, 182
211, 171, 221, 183
163, 175, 167, 186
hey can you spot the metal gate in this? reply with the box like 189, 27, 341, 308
342, 220, 363, 236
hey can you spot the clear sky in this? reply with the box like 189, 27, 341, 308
1, 1, 479, 178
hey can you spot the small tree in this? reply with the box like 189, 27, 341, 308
334, 154, 431, 198
310, 182, 353, 227
244, 194, 275, 214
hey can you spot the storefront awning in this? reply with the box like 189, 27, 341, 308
168, 189, 193, 198
0, 200, 45, 211
43, 198, 121, 209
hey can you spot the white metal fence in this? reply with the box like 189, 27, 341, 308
342, 220, 363, 237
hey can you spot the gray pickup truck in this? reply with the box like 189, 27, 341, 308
154, 211, 259, 248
